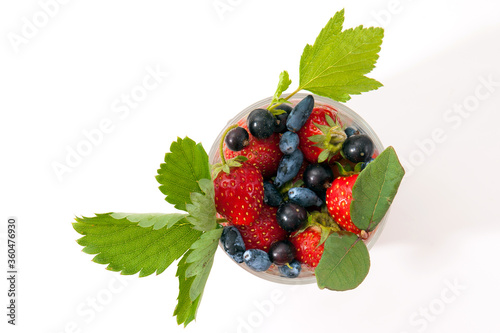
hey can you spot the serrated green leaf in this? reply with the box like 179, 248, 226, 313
73, 213, 202, 277
174, 250, 201, 327
269, 71, 292, 112
110, 212, 188, 230
185, 228, 222, 301
156, 137, 211, 211
274, 71, 292, 100
185, 179, 217, 232
315, 232, 370, 291
299, 9, 384, 102
300, 9, 344, 73
351, 146, 405, 231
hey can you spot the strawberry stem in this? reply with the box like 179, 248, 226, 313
219, 124, 238, 166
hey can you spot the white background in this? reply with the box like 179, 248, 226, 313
1, 1, 499, 332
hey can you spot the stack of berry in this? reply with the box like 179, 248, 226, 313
212, 94, 381, 280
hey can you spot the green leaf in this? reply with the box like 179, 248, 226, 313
110, 212, 188, 230
315, 232, 370, 291
173, 250, 202, 327
185, 179, 217, 232
156, 137, 211, 211
351, 146, 405, 231
268, 71, 292, 113
73, 213, 202, 277
299, 10, 384, 102
185, 228, 222, 301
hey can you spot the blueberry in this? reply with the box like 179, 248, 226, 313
220, 226, 246, 263
276, 202, 307, 232
344, 127, 358, 138
286, 95, 314, 132
268, 240, 295, 265
342, 134, 374, 163
279, 131, 300, 155
361, 157, 375, 171
243, 249, 272, 272
225, 126, 249, 151
303, 164, 334, 193
274, 149, 304, 188
263, 182, 283, 207
247, 109, 276, 139
288, 187, 323, 207
278, 259, 302, 278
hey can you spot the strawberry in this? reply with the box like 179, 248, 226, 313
236, 204, 287, 252
325, 174, 361, 235
213, 164, 264, 226
297, 105, 346, 163
289, 226, 324, 268
224, 120, 282, 179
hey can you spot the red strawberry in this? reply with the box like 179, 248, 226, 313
236, 204, 287, 252
326, 174, 361, 235
289, 226, 324, 268
224, 120, 282, 179
297, 105, 345, 163
214, 164, 264, 226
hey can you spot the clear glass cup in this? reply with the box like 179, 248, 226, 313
209, 93, 389, 285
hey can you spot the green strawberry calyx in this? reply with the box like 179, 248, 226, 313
308, 114, 347, 163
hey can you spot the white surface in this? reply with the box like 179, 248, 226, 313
1, 1, 499, 332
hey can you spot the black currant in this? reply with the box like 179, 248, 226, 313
342, 134, 374, 163
247, 108, 275, 139
276, 202, 307, 232
225, 126, 249, 151
268, 240, 296, 265
303, 164, 334, 193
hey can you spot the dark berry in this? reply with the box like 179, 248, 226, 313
274, 149, 304, 188
278, 259, 301, 278
268, 240, 296, 265
275, 103, 293, 113
303, 164, 334, 193
276, 202, 307, 232
220, 226, 246, 263
263, 182, 283, 207
286, 95, 314, 132
247, 108, 275, 139
274, 112, 289, 133
288, 187, 323, 207
243, 249, 272, 272
225, 126, 249, 151
344, 127, 358, 138
279, 131, 300, 155
361, 157, 375, 170
274, 104, 293, 133
342, 134, 374, 163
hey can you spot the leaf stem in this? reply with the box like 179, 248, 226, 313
219, 124, 238, 166
284, 86, 302, 101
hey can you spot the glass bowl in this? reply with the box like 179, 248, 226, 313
209, 93, 389, 285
